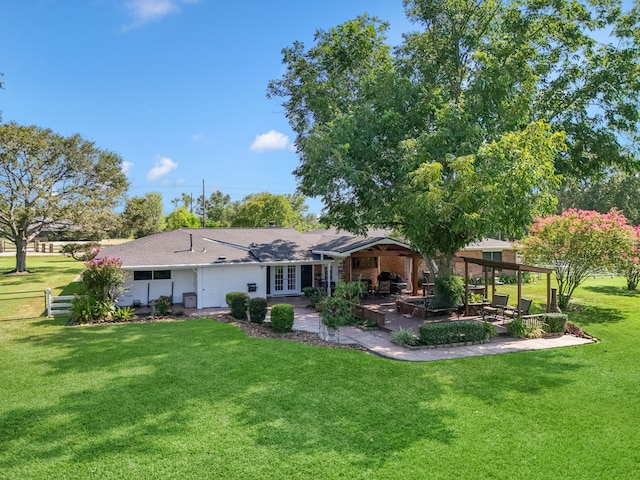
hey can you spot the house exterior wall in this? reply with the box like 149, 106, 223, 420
199, 264, 266, 308
117, 268, 197, 307
457, 250, 517, 278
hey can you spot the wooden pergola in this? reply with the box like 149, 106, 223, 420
457, 256, 554, 316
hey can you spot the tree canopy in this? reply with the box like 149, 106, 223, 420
557, 171, 640, 225
268, 0, 640, 275
166, 206, 201, 230
121, 193, 165, 239
0, 122, 128, 272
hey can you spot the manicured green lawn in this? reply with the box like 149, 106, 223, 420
1, 259, 639, 478
0, 256, 84, 320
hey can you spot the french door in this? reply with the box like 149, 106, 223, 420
273, 265, 298, 294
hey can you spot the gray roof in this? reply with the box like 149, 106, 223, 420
98, 227, 513, 269
97, 228, 318, 268
304, 227, 411, 255
464, 238, 513, 250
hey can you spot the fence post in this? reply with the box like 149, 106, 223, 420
45, 288, 52, 317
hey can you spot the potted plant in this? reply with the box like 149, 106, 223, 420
319, 295, 351, 341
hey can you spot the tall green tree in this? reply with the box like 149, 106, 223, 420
166, 206, 201, 230
121, 193, 165, 239
268, 1, 639, 277
232, 192, 307, 229
557, 171, 640, 225
202, 190, 235, 227
0, 122, 128, 272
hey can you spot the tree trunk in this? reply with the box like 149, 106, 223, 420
425, 254, 456, 280
14, 236, 29, 273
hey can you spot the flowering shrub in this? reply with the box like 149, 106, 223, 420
620, 225, 640, 290
522, 209, 635, 308
81, 256, 127, 305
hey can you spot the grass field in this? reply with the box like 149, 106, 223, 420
0, 256, 84, 320
1, 258, 639, 478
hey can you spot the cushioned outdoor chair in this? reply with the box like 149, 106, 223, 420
503, 298, 533, 322
377, 280, 391, 298
481, 293, 509, 320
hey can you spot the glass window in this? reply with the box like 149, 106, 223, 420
274, 266, 284, 291
153, 270, 171, 280
287, 265, 296, 290
134, 271, 153, 281
482, 251, 502, 271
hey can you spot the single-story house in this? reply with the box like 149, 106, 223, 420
97, 227, 514, 308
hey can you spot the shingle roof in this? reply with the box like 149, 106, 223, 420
304, 227, 411, 255
97, 228, 317, 268
98, 227, 513, 268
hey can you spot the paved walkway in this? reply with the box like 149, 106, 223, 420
288, 306, 595, 362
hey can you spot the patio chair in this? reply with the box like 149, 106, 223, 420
503, 298, 533, 322
481, 293, 509, 320
377, 280, 391, 298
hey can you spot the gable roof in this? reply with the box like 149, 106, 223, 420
304, 227, 413, 257
463, 238, 514, 251
97, 228, 319, 268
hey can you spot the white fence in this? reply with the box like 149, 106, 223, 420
45, 288, 74, 317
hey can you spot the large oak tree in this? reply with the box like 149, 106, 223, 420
268, 0, 640, 277
0, 122, 128, 272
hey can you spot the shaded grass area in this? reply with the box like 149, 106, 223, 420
0, 256, 84, 320
1, 260, 639, 478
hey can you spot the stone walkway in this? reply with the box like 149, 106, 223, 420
288, 306, 595, 362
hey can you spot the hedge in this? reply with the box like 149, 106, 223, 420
418, 321, 485, 345
542, 313, 568, 333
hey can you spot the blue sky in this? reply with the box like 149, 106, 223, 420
1, 0, 411, 216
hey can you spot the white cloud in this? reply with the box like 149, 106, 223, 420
123, 0, 200, 28
122, 161, 134, 174
250, 130, 290, 152
147, 156, 178, 181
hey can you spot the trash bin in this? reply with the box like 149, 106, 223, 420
183, 292, 197, 309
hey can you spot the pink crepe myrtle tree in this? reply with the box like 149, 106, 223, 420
81, 256, 127, 305
620, 225, 640, 291
521, 209, 635, 309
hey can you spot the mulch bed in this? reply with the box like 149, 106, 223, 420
215, 313, 366, 351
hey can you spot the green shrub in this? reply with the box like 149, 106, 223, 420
154, 296, 172, 316
483, 321, 498, 339
70, 295, 115, 323
507, 317, 544, 338
431, 275, 465, 308
229, 292, 250, 320
418, 321, 485, 345
248, 297, 268, 324
506, 318, 527, 337
71, 295, 94, 323
320, 295, 353, 329
226, 291, 244, 307
302, 286, 325, 308
270, 303, 294, 332
542, 313, 568, 333
390, 327, 418, 347
113, 306, 134, 321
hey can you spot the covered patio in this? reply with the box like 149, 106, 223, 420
457, 256, 555, 316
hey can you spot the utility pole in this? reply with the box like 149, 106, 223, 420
201, 179, 205, 228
